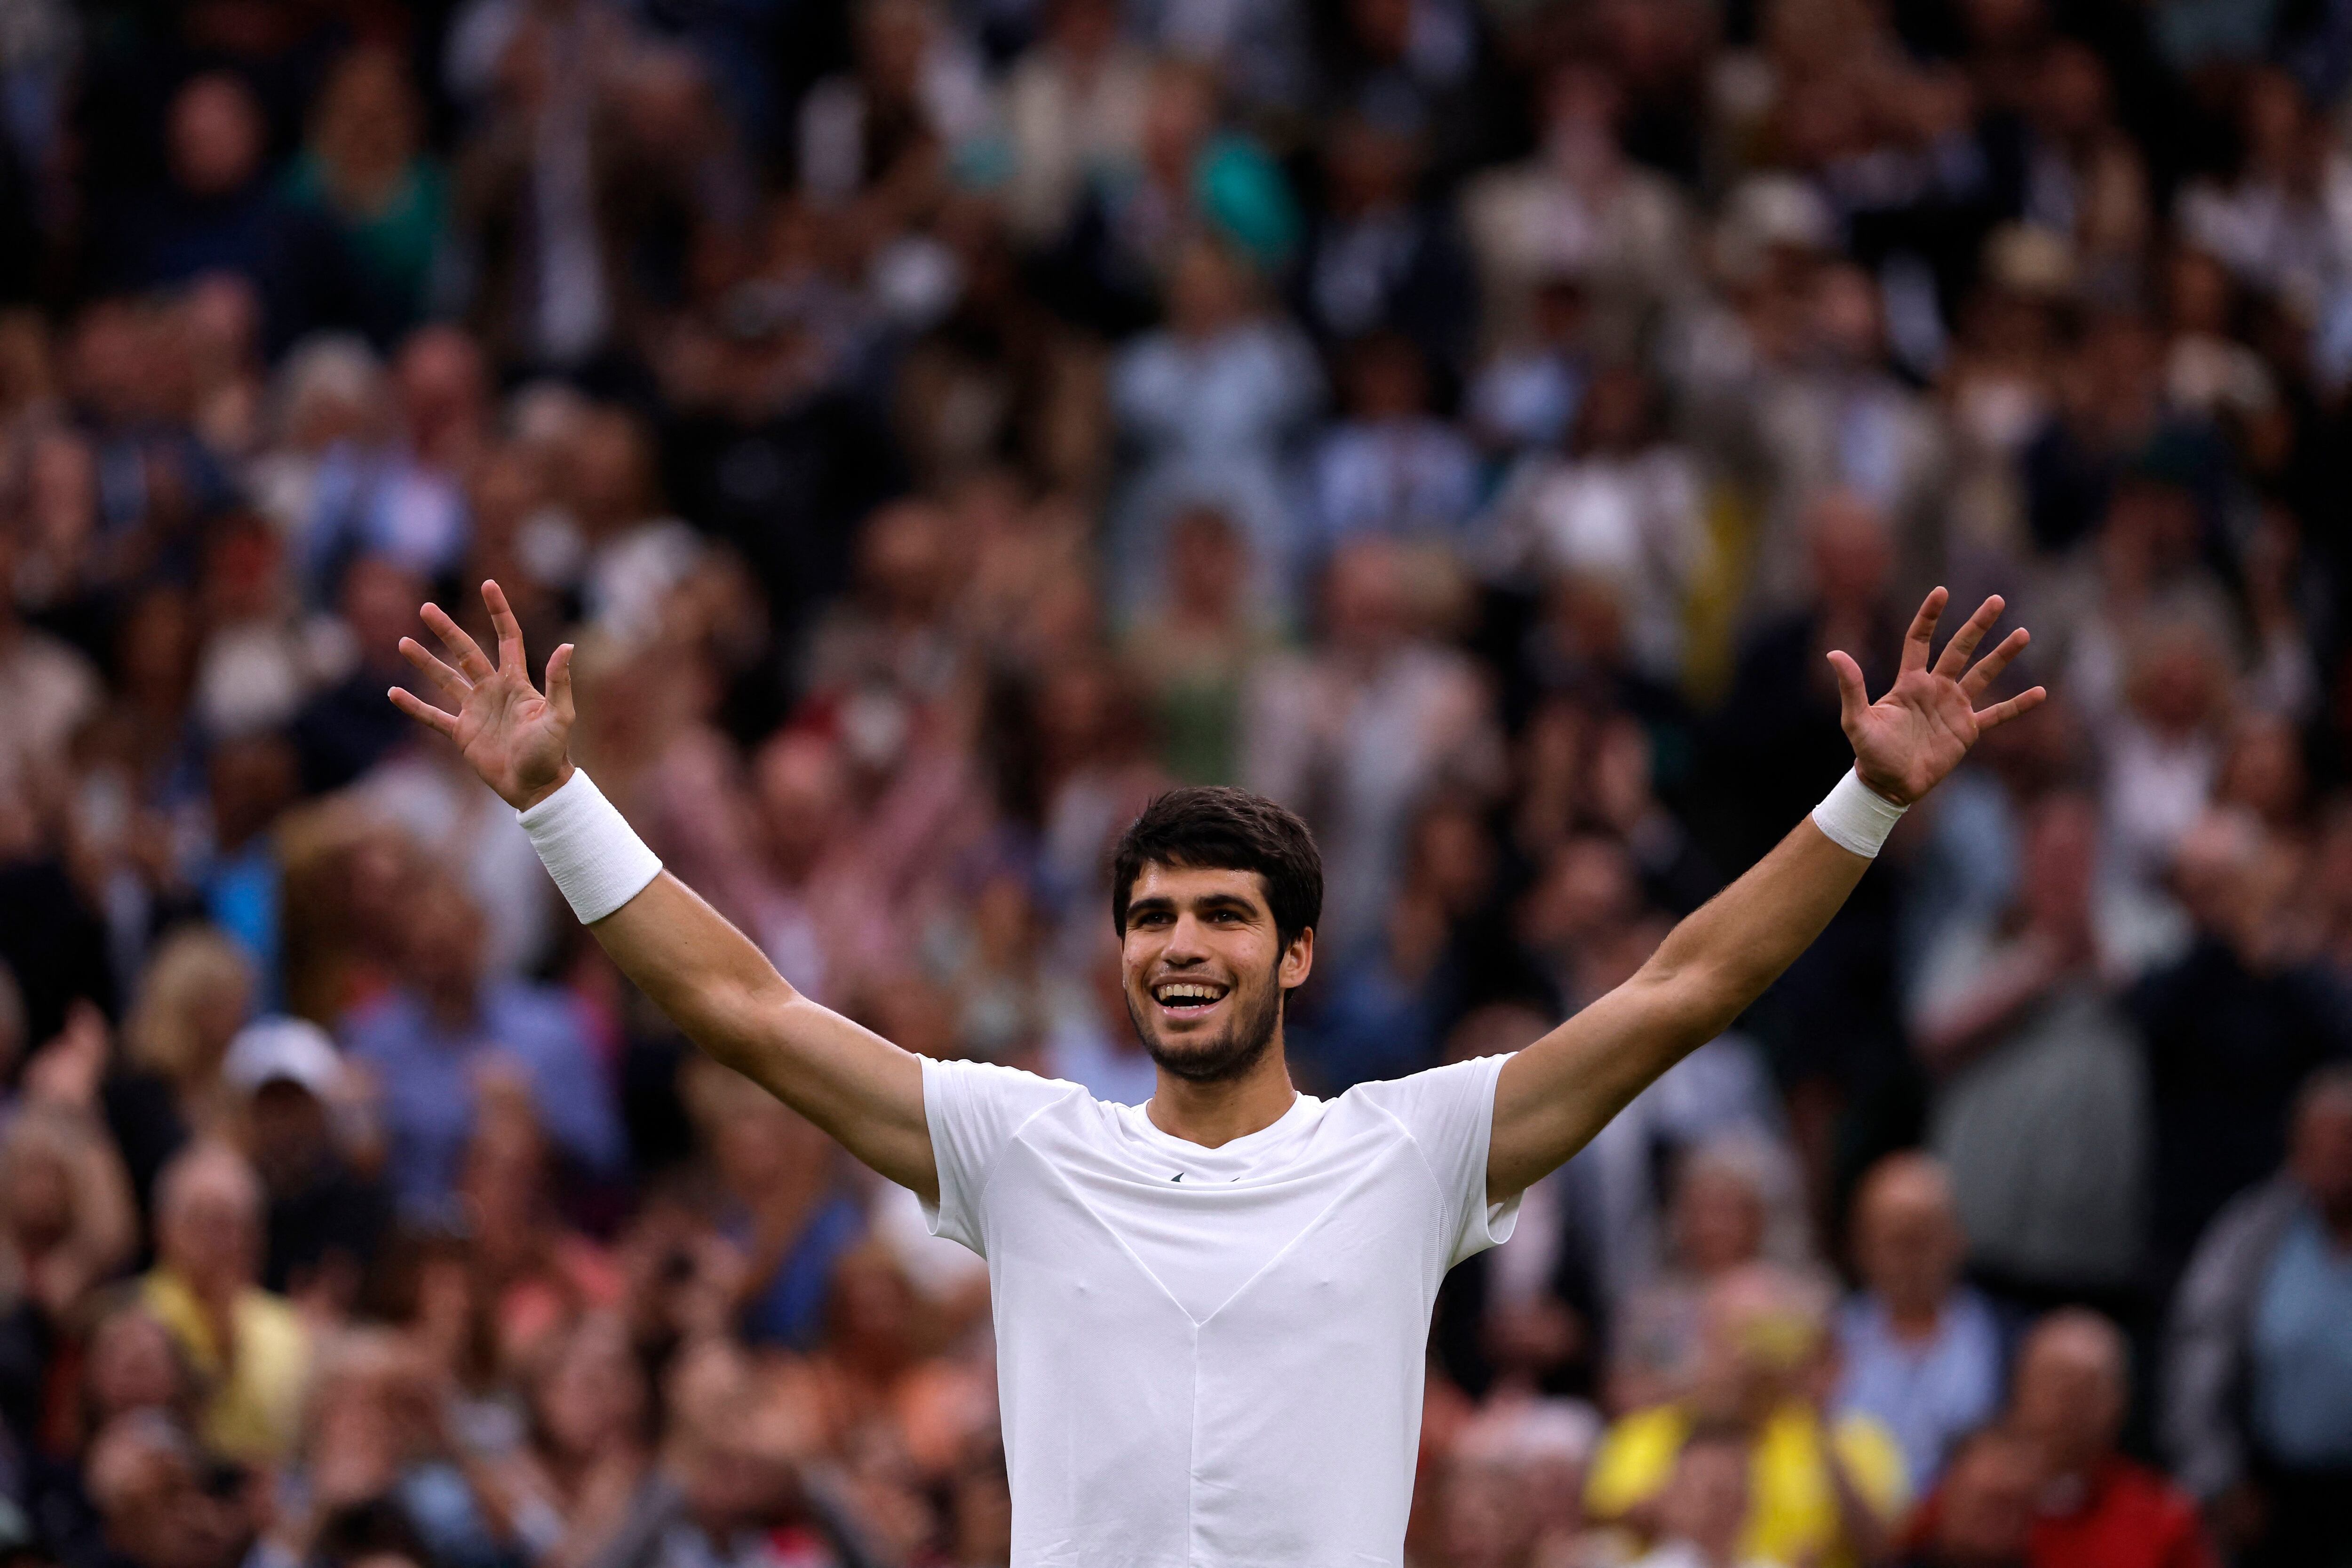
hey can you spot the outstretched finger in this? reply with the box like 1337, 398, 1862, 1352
1972, 685, 2048, 733
1900, 587, 1949, 674
421, 601, 495, 682
483, 579, 526, 675
1960, 626, 2031, 700
545, 642, 576, 726
388, 684, 460, 737
1827, 649, 1870, 732
399, 636, 469, 700
1932, 594, 2004, 680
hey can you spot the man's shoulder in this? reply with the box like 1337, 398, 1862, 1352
927, 1054, 1097, 1124
1341, 1056, 1509, 1117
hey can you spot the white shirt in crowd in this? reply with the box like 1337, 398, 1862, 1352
922, 1052, 1522, 1568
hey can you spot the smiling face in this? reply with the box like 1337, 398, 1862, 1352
1119, 864, 1313, 1084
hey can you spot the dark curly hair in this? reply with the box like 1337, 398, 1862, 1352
1109, 787, 1324, 951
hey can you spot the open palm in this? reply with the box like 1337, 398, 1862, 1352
388, 580, 578, 811
1831, 588, 2045, 807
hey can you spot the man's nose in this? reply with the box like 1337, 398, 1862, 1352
1161, 915, 1211, 962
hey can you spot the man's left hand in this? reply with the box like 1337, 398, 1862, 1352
1831, 588, 2046, 806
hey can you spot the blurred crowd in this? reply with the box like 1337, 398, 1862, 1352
2, 0, 2352, 1566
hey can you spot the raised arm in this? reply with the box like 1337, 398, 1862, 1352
1486, 588, 2045, 1199
389, 582, 935, 1201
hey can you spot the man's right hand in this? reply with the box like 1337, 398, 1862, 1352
389, 579, 577, 811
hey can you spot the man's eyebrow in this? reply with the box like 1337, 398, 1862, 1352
1125, 891, 1265, 918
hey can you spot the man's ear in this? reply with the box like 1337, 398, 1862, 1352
1279, 926, 1314, 990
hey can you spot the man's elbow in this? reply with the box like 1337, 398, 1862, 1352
683, 972, 798, 1067
1627, 958, 1745, 1049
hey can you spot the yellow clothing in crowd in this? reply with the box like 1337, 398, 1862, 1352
142, 1268, 311, 1462
1587, 1401, 1910, 1568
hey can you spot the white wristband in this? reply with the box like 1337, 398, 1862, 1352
516, 769, 662, 923
1811, 768, 1909, 859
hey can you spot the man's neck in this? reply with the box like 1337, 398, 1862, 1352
1145, 1043, 1298, 1149
1883, 1292, 1945, 1342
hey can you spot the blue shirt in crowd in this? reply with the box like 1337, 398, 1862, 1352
342, 979, 624, 1218
1834, 1287, 2003, 1490
2250, 1206, 2352, 1466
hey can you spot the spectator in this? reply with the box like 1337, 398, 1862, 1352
339, 876, 623, 1220
1107, 237, 1322, 616
1433, 1398, 1598, 1568
97, 74, 377, 353
1292, 114, 1477, 374
352, 695, 559, 984
679, 1057, 864, 1353
1586, 1264, 1908, 1568
1623, 1426, 1777, 1568
299, 329, 482, 604
1000, 0, 1150, 249
490, 1313, 652, 1568
0, 1103, 138, 1457
1834, 1154, 2004, 1491
282, 48, 449, 334
1120, 506, 1271, 787
1241, 538, 1502, 955
194, 734, 300, 1007
295, 1329, 512, 1568
2007, 1310, 2216, 1568
1303, 333, 1480, 565
1487, 363, 1708, 686
0, 506, 102, 820
2165, 1065, 2352, 1567
81, 1411, 252, 1568
795, 0, 988, 214
139, 1143, 311, 1464
1468, 271, 1591, 458
447, 5, 676, 371
1894, 1427, 2041, 1568
1910, 794, 2150, 1309
104, 927, 255, 1213
221, 1016, 388, 1308
1608, 1135, 1806, 1415
2130, 810, 2352, 1286
1462, 59, 1692, 354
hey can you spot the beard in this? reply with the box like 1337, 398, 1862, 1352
1126, 967, 1285, 1084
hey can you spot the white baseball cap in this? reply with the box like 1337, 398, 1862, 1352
222, 1017, 343, 1099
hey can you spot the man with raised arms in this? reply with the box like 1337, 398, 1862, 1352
390, 578, 2042, 1568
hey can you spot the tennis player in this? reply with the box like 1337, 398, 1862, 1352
391, 578, 2041, 1568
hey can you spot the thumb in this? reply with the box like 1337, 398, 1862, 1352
545, 643, 576, 727
1826, 650, 1869, 733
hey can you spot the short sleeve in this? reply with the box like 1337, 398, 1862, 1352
1357, 1054, 1522, 1266
921, 1055, 1078, 1256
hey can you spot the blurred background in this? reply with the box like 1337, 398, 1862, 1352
0, 0, 2349, 1565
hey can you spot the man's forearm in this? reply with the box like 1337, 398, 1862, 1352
1489, 815, 1872, 1196
1638, 817, 1872, 1044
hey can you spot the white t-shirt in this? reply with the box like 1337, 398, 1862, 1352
922, 1052, 1522, 1568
